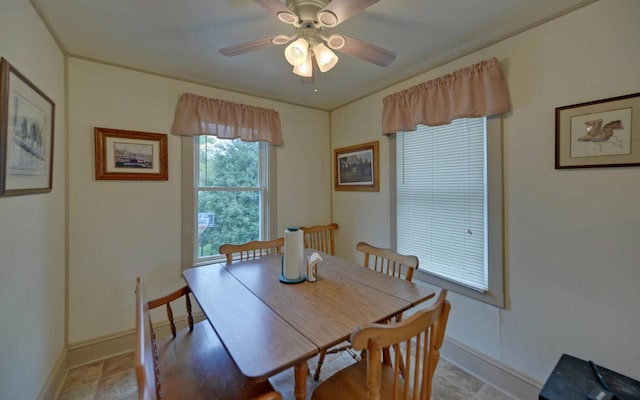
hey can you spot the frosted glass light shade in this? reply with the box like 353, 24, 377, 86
313, 43, 338, 72
292, 54, 313, 77
284, 38, 309, 66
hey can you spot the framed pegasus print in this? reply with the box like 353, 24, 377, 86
0, 58, 56, 197
555, 92, 640, 169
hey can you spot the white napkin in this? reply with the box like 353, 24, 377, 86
306, 252, 323, 282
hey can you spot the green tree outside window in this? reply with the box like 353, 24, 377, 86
197, 136, 261, 258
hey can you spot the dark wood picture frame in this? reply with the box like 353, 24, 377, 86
334, 141, 379, 192
555, 92, 640, 169
0, 57, 55, 197
94, 127, 168, 180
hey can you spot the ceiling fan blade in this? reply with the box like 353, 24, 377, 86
335, 34, 396, 67
317, 0, 380, 27
219, 37, 279, 57
254, 0, 299, 25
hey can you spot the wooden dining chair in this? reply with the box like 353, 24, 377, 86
219, 237, 284, 262
300, 223, 339, 255
311, 290, 451, 400
135, 277, 283, 400
313, 241, 419, 381
356, 241, 418, 282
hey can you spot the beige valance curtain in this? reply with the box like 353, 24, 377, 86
171, 93, 284, 145
382, 57, 511, 135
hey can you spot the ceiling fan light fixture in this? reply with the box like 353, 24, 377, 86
276, 11, 298, 25
272, 34, 293, 45
220, 0, 396, 78
284, 38, 309, 66
313, 43, 338, 73
317, 10, 338, 27
326, 34, 346, 50
292, 54, 313, 77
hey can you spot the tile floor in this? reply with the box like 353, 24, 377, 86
56, 349, 515, 400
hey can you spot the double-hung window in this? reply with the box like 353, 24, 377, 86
393, 116, 504, 307
182, 136, 274, 266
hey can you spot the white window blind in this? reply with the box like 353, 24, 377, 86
396, 118, 488, 291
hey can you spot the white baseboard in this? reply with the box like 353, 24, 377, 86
66, 329, 137, 368
441, 336, 543, 400
37, 350, 68, 400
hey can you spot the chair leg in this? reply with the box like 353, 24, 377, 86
313, 350, 327, 381
314, 345, 360, 381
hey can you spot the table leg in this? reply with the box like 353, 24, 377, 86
294, 360, 308, 400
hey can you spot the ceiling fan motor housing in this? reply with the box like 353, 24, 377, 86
286, 0, 331, 24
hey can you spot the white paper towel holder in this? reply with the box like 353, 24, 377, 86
279, 227, 306, 284
279, 268, 306, 284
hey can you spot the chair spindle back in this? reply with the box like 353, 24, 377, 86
356, 241, 417, 281
219, 237, 284, 262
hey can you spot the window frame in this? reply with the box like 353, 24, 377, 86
181, 136, 277, 268
390, 116, 505, 308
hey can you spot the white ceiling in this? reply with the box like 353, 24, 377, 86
33, 0, 595, 110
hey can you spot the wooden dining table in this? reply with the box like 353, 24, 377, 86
183, 249, 435, 400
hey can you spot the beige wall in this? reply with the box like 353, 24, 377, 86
3, 0, 639, 398
67, 59, 331, 343
331, 0, 640, 388
0, 1, 66, 399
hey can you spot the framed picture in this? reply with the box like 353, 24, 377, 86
334, 141, 379, 191
555, 92, 640, 169
94, 127, 168, 180
0, 58, 55, 197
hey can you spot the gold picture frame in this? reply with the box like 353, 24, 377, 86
94, 127, 168, 180
334, 141, 379, 192
555, 92, 640, 169
0, 58, 55, 196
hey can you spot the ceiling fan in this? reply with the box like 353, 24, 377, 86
219, 0, 396, 82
